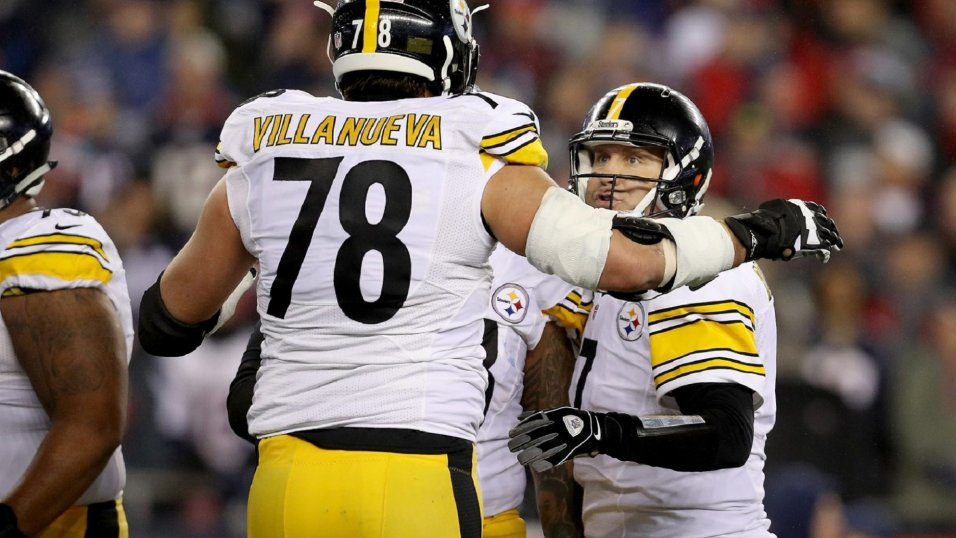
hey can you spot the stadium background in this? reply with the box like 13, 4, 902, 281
3, 0, 956, 536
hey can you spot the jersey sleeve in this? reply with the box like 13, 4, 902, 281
214, 89, 310, 169
538, 276, 593, 347
0, 211, 119, 296
646, 269, 767, 406
476, 92, 549, 169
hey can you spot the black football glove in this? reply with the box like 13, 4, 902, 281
725, 199, 843, 263
508, 407, 602, 472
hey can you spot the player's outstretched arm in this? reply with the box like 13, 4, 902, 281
0, 288, 127, 536
138, 178, 256, 357
482, 165, 843, 294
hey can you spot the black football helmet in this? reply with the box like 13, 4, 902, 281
327, 0, 480, 96
0, 70, 56, 209
569, 83, 714, 219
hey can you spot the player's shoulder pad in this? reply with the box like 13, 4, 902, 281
216, 89, 321, 168
469, 91, 548, 169
0, 208, 118, 291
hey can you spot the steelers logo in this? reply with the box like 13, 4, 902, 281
617, 301, 646, 341
450, 0, 473, 42
492, 283, 529, 324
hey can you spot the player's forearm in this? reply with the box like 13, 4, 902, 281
4, 418, 121, 535
531, 464, 584, 538
522, 322, 575, 411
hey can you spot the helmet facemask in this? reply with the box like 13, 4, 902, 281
568, 83, 714, 220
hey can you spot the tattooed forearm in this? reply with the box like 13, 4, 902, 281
532, 462, 584, 538
523, 321, 575, 411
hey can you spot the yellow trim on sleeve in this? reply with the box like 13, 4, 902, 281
480, 125, 537, 148
543, 304, 589, 334
0, 251, 113, 285
650, 318, 758, 368
7, 234, 109, 261
649, 301, 755, 326
480, 153, 498, 172
654, 358, 765, 386
497, 139, 549, 168
363, 0, 381, 53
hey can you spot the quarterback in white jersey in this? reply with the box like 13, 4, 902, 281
509, 83, 787, 538
479, 245, 590, 537
0, 71, 133, 537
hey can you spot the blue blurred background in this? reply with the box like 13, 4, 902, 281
3, 0, 956, 536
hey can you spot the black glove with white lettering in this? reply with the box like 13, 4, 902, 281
725, 199, 843, 263
0, 504, 26, 538
508, 407, 602, 472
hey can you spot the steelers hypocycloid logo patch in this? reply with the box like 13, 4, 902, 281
617, 301, 646, 341
492, 283, 529, 324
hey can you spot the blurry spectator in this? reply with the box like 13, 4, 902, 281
890, 297, 956, 532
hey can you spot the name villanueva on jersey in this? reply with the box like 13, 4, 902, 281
251, 112, 444, 152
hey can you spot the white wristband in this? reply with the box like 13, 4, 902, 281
656, 216, 735, 290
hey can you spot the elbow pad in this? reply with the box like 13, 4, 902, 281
138, 275, 218, 357
526, 188, 614, 290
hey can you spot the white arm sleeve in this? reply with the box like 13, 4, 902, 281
525, 187, 614, 289
656, 216, 736, 290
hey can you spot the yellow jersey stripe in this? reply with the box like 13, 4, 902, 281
607, 83, 640, 120
480, 153, 497, 172
363, 0, 380, 53
655, 358, 766, 387
488, 138, 548, 168
217, 160, 237, 169
7, 233, 109, 261
480, 124, 537, 148
543, 304, 589, 334
0, 251, 113, 284
650, 318, 757, 368
649, 300, 755, 326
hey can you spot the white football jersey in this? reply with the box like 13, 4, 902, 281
216, 89, 549, 441
0, 208, 133, 504
478, 245, 591, 517
571, 263, 777, 538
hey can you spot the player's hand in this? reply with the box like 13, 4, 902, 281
508, 407, 602, 472
210, 267, 257, 334
724, 199, 843, 263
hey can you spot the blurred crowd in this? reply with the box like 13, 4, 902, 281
3, 0, 956, 537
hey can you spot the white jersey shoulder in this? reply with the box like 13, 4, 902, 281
0, 208, 133, 505
0, 208, 121, 294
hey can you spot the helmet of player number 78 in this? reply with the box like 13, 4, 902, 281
568, 82, 714, 219
0, 70, 56, 210
327, 0, 480, 96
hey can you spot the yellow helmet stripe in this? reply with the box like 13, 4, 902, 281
363, 0, 381, 53
606, 83, 641, 120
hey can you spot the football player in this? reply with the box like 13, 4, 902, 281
0, 71, 134, 537
509, 83, 783, 537
136, 1, 841, 536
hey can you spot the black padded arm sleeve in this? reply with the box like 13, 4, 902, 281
596, 383, 755, 472
137, 274, 219, 357
227, 322, 264, 445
